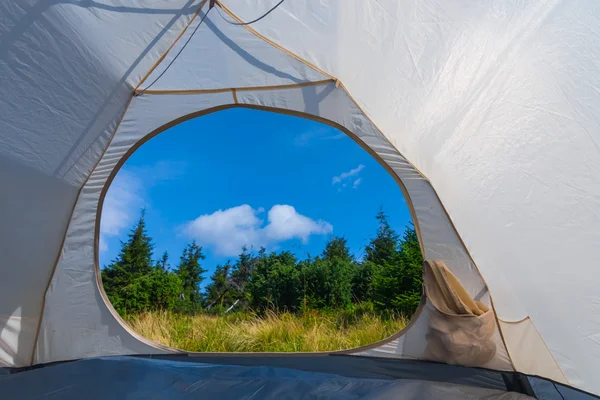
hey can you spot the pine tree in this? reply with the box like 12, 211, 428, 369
156, 251, 169, 271
247, 251, 300, 312
365, 208, 399, 266
204, 262, 234, 311
176, 240, 207, 305
371, 225, 423, 315
101, 209, 156, 314
230, 246, 258, 305
322, 236, 353, 263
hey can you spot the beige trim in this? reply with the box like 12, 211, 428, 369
135, 79, 334, 96
208, 6, 508, 347
335, 294, 426, 354
95, 0, 511, 365
499, 317, 569, 383
333, 80, 517, 368
214, 1, 336, 81
340, 79, 515, 368
497, 316, 530, 325
93, 103, 429, 357
489, 295, 516, 370
29, 95, 136, 365
211, 1, 433, 252
134, 0, 209, 91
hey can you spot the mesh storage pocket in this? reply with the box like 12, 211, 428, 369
422, 260, 497, 367
424, 305, 496, 366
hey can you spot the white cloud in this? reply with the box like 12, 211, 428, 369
100, 169, 144, 253
293, 128, 346, 147
332, 164, 365, 188
183, 205, 263, 256
264, 205, 332, 243
99, 160, 187, 253
183, 204, 333, 256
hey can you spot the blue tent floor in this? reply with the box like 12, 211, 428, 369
0, 355, 535, 399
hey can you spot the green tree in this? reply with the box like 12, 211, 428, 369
176, 241, 207, 306
300, 237, 355, 310
322, 236, 353, 263
248, 250, 300, 311
372, 225, 423, 315
101, 209, 156, 315
144, 267, 184, 311
365, 208, 399, 266
204, 261, 235, 311
229, 246, 258, 307
155, 251, 169, 271
351, 260, 376, 302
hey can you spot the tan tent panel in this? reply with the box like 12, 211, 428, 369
1, 1, 599, 398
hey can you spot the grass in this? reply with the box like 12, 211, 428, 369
125, 307, 409, 352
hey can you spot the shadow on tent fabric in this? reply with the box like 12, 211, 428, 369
203, 15, 303, 83
0, 0, 199, 368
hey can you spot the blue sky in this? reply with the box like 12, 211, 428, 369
100, 108, 413, 284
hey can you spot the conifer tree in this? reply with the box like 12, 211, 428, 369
101, 209, 155, 314
176, 241, 207, 305
156, 251, 169, 271
365, 207, 399, 265
204, 261, 234, 310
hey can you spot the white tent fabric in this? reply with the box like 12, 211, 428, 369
1, 0, 599, 396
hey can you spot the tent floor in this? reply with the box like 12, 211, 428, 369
0, 355, 536, 399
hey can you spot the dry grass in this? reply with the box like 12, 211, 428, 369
125, 309, 408, 352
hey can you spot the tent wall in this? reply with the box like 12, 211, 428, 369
2, 0, 599, 396
36, 82, 508, 370
220, 0, 600, 392
0, 0, 202, 366
32, 3, 503, 367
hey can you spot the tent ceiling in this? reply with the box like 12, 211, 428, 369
1, 0, 599, 396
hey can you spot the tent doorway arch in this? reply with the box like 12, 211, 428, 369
34, 75, 510, 372
94, 103, 428, 356
4, 0, 599, 396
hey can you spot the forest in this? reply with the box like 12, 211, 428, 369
102, 208, 422, 315
101, 209, 424, 351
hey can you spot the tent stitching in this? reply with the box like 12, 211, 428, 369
29, 95, 136, 366
135, 79, 334, 96
108, 0, 517, 367
215, 1, 335, 81
134, 0, 209, 91
209, 1, 518, 371
91, 102, 429, 358
499, 316, 570, 384
138, 3, 214, 95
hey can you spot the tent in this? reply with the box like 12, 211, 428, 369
1, 1, 599, 398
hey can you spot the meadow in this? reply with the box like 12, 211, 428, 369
126, 307, 408, 352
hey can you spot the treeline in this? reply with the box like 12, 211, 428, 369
102, 209, 423, 317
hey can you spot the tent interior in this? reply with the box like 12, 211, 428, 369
1, 0, 599, 399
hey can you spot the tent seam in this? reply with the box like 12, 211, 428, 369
340, 79, 517, 370
498, 316, 570, 384
134, 0, 209, 91
212, 1, 428, 256
135, 79, 334, 96
91, 102, 427, 358
213, 1, 434, 186
29, 95, 135, 366
215, 1, 335, 81
208, 2, 516, 370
